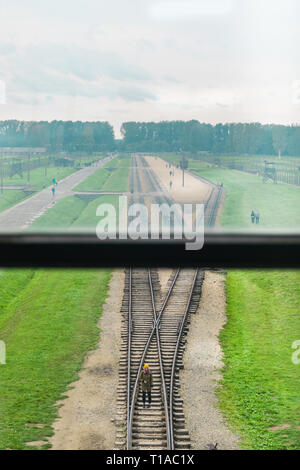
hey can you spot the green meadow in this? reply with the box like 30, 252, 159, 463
221, 270, 300, 450
74, 156, 130, 192
0, 269, 112, 449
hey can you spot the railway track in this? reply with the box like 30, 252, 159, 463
114, 155, 221, 450
115, 268, 204, 449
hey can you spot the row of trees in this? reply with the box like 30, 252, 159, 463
0, 120, 115, 152
120, 121, 300, 156
0, 120, 300, 156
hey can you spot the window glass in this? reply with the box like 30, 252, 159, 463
0, 0, 299, 239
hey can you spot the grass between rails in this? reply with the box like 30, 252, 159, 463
220, 271, 300, 450
0, 269, 112, 450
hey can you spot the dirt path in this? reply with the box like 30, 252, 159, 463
145, 156, 212, 204
181, 270, 240, 450
49, 269, 124, 450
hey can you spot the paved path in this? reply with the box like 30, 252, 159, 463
0, 157, 113, 231
73, 190, 125, 195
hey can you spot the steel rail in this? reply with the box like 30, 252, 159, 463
126, 268, 180, 450
148, 268, 171, 450
169, 268, 199, 450
126, 268, 133, 449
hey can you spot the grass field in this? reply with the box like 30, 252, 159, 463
193, 164, 300, 230
2, 167, 76, 190
73, 168, 111, 191
28, 197, 88, 231
0, 268, 112, 450
220, 270, 300, 450
75, 157, 130, 192
160, 155, 300, 230
71, 195, 120, 230
0, 190, 30, 213
29, 194, 120, 232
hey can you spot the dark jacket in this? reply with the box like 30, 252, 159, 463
139, 370, 153, 392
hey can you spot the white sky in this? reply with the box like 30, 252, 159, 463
0, 0, 299, 137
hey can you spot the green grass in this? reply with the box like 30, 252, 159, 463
0, 190, 30, 213
193, 165, 300, 230
3, 167, 76, 190
74, 156, 130, 192
29, 194, 120, 232
159, 155, 300, 231
28, 196, 88, 231
105, 157, 131, 168
72, 195, 120, 230
0, 270, 34, 313
0, 269, 112, 450
74, 168, 111, 191
102, 167, 129, 192
220, 270, 300, 450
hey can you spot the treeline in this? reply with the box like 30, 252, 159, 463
0, 120, 115, 152
1, 120, 300, 156
120, 121, 300, 156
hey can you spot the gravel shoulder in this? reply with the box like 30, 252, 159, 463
49, 269, 124, 450
157, 268, 173, 295
181, 270, 240, 450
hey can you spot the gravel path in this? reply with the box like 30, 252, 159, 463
157, 268, 173, 295
43, 268, 240, 450
181, 270, 240, 450
145, 156, 212, 204
48, 269, 124, 450
0, 156, 113, 231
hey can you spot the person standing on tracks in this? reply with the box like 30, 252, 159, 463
139, 363, 153, 409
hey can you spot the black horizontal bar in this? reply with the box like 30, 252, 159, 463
0, 233, 299, 268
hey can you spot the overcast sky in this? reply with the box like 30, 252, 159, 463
0, 0, 299, 137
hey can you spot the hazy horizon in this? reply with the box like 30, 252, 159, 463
0, 0, 299, 138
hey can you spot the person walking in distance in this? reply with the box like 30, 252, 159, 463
139, 363, 153, 409
51, 184, 55, 200
255, 211, 260, 224
251, 210, 255, 224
